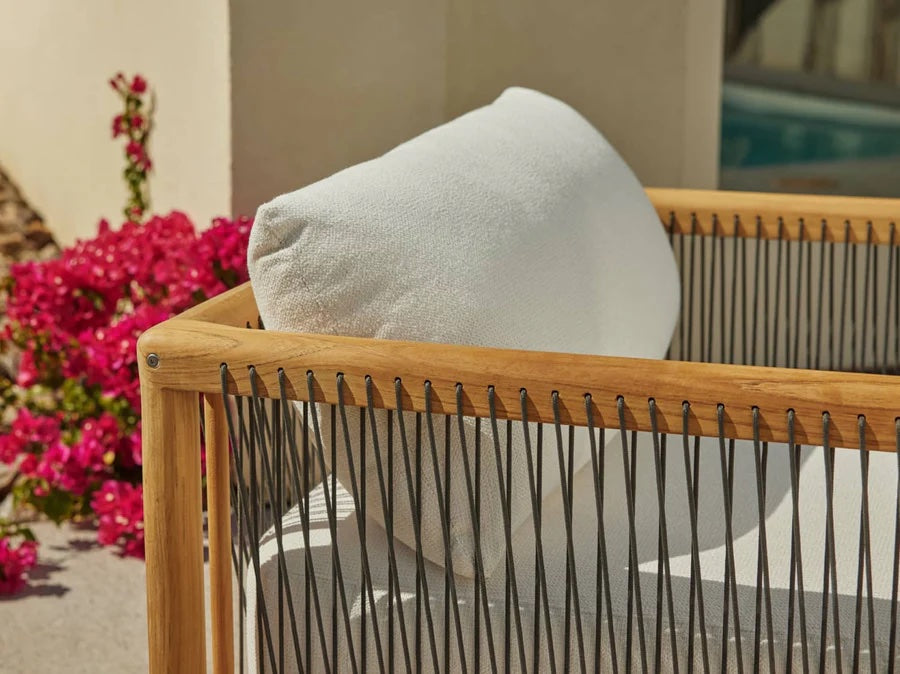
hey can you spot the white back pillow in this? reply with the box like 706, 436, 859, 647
248, 87, 680, 577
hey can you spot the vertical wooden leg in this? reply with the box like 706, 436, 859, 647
205, 394, 234, 674
143, 383, 206, 674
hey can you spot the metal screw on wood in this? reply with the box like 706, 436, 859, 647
147, 353, 160, 368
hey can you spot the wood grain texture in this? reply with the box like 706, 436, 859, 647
141, 379, 206, 674
646, 187, 900, 244
139, 319, 900, 451
204, 394, 233, 674
173, 282, 259, 328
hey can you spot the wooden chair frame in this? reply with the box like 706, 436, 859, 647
138, 188, 900, 673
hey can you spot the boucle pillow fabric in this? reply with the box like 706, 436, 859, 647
248, 86, 679, 577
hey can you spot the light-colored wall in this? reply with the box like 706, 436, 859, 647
834, 0, 872, 79
1, 1, 724, 244
738, 0, 812, 70
684, 0, 726, 187
445, 0, 723, 189
229, 0, 447, 218
0, 0, 231, 246
732, 0, 878, 82
231, 0, 723, 216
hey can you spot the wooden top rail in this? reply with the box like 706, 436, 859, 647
138, 318, 900, 451
148, 188, 900, 451
647, 187, 900, 244
173, 282, 259, 329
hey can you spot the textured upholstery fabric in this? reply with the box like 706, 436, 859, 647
248, 87, 679, 578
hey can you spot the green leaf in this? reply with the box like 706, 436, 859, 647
36, 488, 76, 524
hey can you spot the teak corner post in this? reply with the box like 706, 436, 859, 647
139, 376, 204, 674
138, 189, 900, 674
139, 282, 260, 674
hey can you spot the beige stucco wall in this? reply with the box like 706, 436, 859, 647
445, 0, 723, 189
231, 0, 724, 216
1, 1, 723, 243
229, 0, 448, 218
0, 0, 232, 246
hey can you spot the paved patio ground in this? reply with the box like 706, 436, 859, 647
0, 519, 229, 674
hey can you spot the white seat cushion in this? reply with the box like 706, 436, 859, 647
248, 87, 679, 578
652, 445, 900, 671
247, 437, 900, 672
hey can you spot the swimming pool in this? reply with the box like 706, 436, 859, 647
720, 81, 900, 196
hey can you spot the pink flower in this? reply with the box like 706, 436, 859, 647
0, 408, 61, 465
198, 216, 253, 287
92, 480, 144, 558
26, 414, 122, 496
125, 141, 143, 161
1, 207, 251, 561
15, 349, 39, 387
6, 254, 119, 352
130, 75, 147, 94
74, 303, 171, 406
124, 428, 142, 467
111, 114, 127, 138
18, 454, 37, 475
0, 537, 38, 595
6, 212, 252, 406
109, 72, 126, 92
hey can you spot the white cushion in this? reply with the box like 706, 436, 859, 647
248, 438, 900, 672
651, 445, 900, 671
248, 86, 680, 577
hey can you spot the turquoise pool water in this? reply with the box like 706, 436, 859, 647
721, 81, 900, 169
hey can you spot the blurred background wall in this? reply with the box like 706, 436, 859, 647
727, 0, 898, 82
0, 0, 725, 245
230, 0, 725, 217
0, 0, 232, 246
444, 0, 721, 189
228, 0, 448, 222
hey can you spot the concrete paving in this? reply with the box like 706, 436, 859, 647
0, 519, 229, 674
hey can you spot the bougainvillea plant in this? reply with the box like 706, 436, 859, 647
0, 74, 251, 595
0, 520, 37, 595
110, 72, 153, 222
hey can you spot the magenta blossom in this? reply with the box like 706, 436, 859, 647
0, 537, 38, 595
130, 75, 147, 94
26, 414, 126, 496
92, 480, 144, 558
1, 211, 251, 565
0, 408, 61, 465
